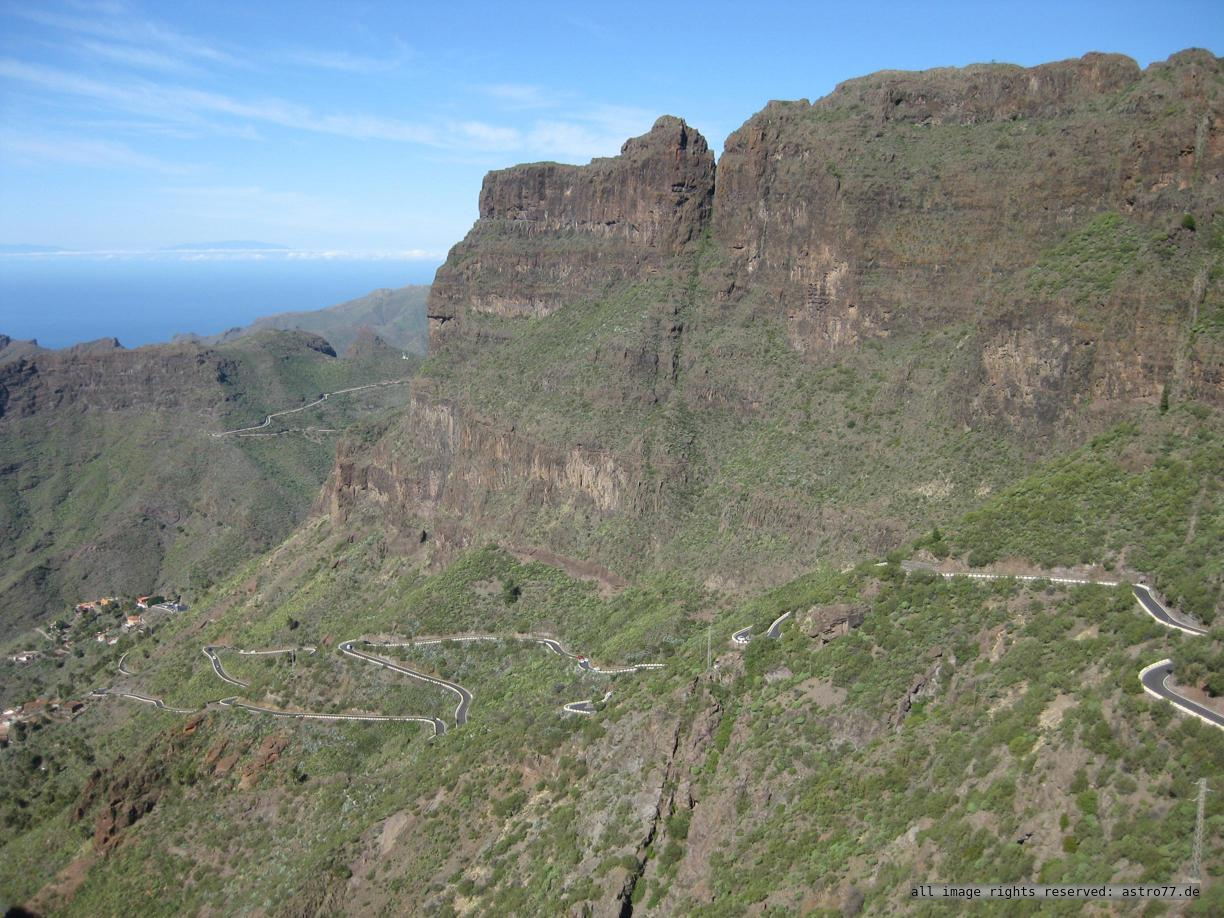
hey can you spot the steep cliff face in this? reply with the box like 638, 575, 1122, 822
0, 334, 47, 366
427, 116, 715, 345
328, 50, 1223, 586
714, 50, 1222, 413
324, 377, 688, 562
0, 343, 237, 419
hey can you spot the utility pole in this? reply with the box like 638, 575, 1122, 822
1191, 778, 1207, 884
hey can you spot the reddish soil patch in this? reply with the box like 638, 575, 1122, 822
507, 545, 628, 597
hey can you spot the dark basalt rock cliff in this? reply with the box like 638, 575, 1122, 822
327, 50, 1223, 585
715, 49, 1220, 350
0, 330, 345, 419
712, 49, 1223, 425
427, 115, 716, 344
0, 344, 236, 419
0, 334, 47, 366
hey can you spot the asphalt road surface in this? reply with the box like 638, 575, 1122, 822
212, 378, 411, 438
911, 567, 1218, 732
563, 691, 613, 715
732, 610, 793, 645
97, 632, 661, 731
90, 688, 197, 714
1132, 585, 1208, 635
202, 646, 249, 688
340, 640, 473, 726
219, 696, 446, 735
1139, 660, 1224, 729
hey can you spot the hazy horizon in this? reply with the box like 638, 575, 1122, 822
2, 0, 1220, 350
0, 254, 438, 349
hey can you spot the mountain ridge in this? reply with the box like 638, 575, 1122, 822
0, 48, 1221, 917
327, 47, 1222, 593
179, 284, 429, 356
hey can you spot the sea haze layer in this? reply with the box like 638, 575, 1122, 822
0, 254, 440, 349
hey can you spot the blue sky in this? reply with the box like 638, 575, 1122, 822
1, 0, 1221, 258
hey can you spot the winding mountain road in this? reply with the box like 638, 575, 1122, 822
94, 563, 1217, 738
340, 640, 474, 726
1132, 584, 1208, 636
1138, 660, 1224, 730
211, 378, 411, 438
900, 567, 1219, 732
342, 633, 664, 725
724, 564, 1219, 731
564, 691, 613, 715
235, 646, 318, 656
731, 610, 793, 646
202, 645, 249, 688
97, 632, 661, 734
218, 696, 447, 735
89, 688, 197, 715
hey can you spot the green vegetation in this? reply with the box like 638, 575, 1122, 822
4, 52, 1224, 916
5, 522, 1219, 914
946, 409, 1222, 623
1024, 209, 1222, 329
415, 244, 1030, 591
199, 285, 429, 356
0, 331, 414, 641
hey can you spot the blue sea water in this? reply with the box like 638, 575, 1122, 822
0, 256, 441, 349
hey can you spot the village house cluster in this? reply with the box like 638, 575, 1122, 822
6, 592, 190, 667
66, 594, 190, 646
2, 593, 192, 747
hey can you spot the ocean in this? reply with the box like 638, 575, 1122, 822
0, 255, 441, 349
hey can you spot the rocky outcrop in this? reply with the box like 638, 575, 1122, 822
326, 50, 1224, 588
0, 334, 45, 366
321, 380, 678, 558
0, 342, 238, 419
799, 603, 866, 645
0, 329, 353, 420
890, 648, 950, 728
66, 337, 124, 356
713, 50, 1223, 409
427, 116, 715, 346
825, 52, 1141, 125
238, 733, 290, 790
71, 753, 167, 852
0, 328, 409, 638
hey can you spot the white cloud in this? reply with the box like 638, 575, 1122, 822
22, 2, 412, 78
0, 131, 191, 173
481, 83, 566, 109
456, 121, 522, 149
0, 57, 646, 159
12, 5, 240, 67
0, 58, 444, 144
522, 104, 657, 159
68, 116, 264, 142
75, 38, 200, 73
281, 47, 409, 75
